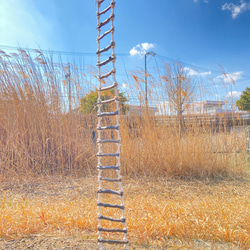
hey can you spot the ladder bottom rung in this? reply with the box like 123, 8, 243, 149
99, 215, 125, 223
98, 227, 128, 233
97, 202, 124, 209
98, 239, 129, 244
98, 189, 123, 196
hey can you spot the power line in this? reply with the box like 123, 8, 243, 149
1, 44, 250, 79
155, 54, 250, 79
0, 44, 128, 57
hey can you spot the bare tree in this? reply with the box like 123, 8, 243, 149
161, 61, 196, 125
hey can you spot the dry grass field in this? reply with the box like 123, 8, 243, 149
0, 50, 250, 249
0, 176, 249, 249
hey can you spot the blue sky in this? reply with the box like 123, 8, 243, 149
1, 0, 250, 105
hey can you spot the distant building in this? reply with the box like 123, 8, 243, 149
127, 105, 158, 116
156, 100, 227, 116
184, 100, 225, 115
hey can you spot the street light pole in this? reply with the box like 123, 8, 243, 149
145, 53, 147, 107
145, 51, 155, 109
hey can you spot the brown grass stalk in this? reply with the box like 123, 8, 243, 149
0, 49, 248, 180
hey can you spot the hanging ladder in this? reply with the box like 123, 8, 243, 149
96, 0, 128, 249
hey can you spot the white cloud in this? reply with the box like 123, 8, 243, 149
0, 0, 62, 50
222, 0, 250, 19
226, 91, 242, 98
121, 83, 129, 88
184, 67, 211, 77
141, 43, 154, 51
215, 71, 243, 83
129, 43, 155, 56
129, 47, 141, 56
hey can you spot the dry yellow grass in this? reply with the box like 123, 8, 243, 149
0, 176, 249, 248
0, 48, 248, 180
0, 48, 250, 249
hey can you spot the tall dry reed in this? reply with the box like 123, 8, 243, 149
0, 49, 96, 179
121, 113, 246, 178
0, 49, 247, 180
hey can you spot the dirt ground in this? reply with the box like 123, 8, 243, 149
0, 175, 249, 250
0, 235, 243, 249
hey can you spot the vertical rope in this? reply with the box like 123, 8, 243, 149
96, 1, 128, 249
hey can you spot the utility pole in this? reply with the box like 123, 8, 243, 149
66, 63, 71, 113
144, 51, 155, 110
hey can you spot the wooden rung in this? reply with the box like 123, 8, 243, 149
98, 110, 118, 117
97, 4, 112, 16
99, 69, 115, 80
97, 14, 114, 29
99, 215, 125, 223
97, 27, 114, 41
99, 82, 117, 91
97, 202, 124, 209
98, 239, 128, 244
97, 125, 119, 130
99, 177, 122, 182
97, 139, 120, 144
97, 153, 119, 157
97, 56, 115, 67
97, 165, 120, 170
97, 97, 117, 105
98, 189, 123, 196
98, 227, 128, 233
97, 42, 115, 54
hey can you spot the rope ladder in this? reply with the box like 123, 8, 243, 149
96, 0, 128, 249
